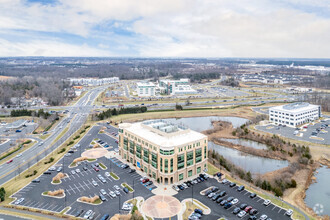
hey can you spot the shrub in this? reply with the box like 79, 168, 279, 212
67, 141, 74, 146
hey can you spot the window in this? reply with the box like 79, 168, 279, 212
151, 153, 157, 168
160, 158, 163, 172
197, 167, 201, 174
177, 154, 185, 170
179, 173, 184, 181
170, 158, 173, 173
160, 149, 174, 155
164, 159, 168, 173
143, 148, 149, 163
204, 146, 207, 159
195, 148, 202, 163
186, 151, 194, 167
188, 170, 193, 177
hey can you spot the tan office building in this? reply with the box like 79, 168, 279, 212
118, 120, 208, 184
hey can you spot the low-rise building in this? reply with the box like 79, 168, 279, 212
136, 82, 156, 97
118, 120, 208, 184
269, 102, 321, 127
159, 78, 194, 95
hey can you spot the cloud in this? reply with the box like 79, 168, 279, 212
0, 39, 112, 56
0, 0, 329, 57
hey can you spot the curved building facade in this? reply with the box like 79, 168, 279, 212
118, 120, 208, 184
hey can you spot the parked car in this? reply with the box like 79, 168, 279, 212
92, 180, 98, 186
285, 209, 293, 216
237, 185, 245, 191
237, 210, 246, 218
259, 214, 268, 220
123, 187, 129, 193
226, 196, 234, 202
74, 209, 84, 217
263, 199, 271, 206
100, 214, 110, 220
244, 206, 253, 212
240, 203, 248, 210
231, 198, 239, 205
57, 167, 62, 172
250, 193, 257, 198
32, 179, 40, 183
83, 210, 93, 219
100, 189, 107, 195
220, 200, 227, 206
249, 208, 258, 215
233, 207, 241, 214
229, 182, 236, 187
99, 194, 106, 201
194, 209, 203, 215
224, 202, 232, 209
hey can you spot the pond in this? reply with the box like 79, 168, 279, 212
165, 116, 249, 132
220, 138, 269, 150
208, 141, 289, 174
305, 166, 330, 216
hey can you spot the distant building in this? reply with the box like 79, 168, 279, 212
136, 82, 156, 97
269, 102, 321, 127
118, 120, 208, 184
69, 77, 119, 86
159, 79, 196, 95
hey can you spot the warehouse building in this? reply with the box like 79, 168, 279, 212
269, 102, 321, 127
118, 120, 208, 184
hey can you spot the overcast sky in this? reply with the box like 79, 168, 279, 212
0, 0, 329, 58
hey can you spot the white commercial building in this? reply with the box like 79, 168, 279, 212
69, 77, 119, 86
159, 78, 196, 95
136, 82, 156, 96
269, 102, 321, 127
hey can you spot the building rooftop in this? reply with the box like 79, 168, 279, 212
137, 82, 155, 87
119, 120, 206, 149
270, 102, 319, 112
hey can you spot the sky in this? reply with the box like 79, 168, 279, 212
0, 0, 329, 58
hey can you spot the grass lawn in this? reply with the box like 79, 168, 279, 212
99, 162, 107, 170
110, 172, 119, 180
121, 183, 133, 192
87, 158, 96, 162
193, 199, 208, 210
207, 163, 219, 176
52, 180, 60, 184
69, 162, 77, 168
39, 134, 51, 140
93, 198, 102, 205
42, 191, 48, 195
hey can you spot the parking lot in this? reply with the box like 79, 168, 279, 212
256, 120, 330, 145
174, 177, 292, 220
11, 125, 155, 219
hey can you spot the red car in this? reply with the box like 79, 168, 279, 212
244, 206, 253, 212
142, 178, 149, 183
115, 140, 118, 144
7, 159, 13, 164
94, 167, 99, 172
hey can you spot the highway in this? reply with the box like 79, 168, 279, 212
0, 86, 105, 186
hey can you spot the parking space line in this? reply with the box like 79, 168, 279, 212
272, 205, 277, 210
55, 206, 64, 212
71, 174, 76, 179
83, 181, 90, 189
51, 205, 58, 211
257, 198, 262, 202
244, 191, 249, 195
278, 208, 283, 213
73, 183, 80, 192
79, 182, 85, 191
37, 202, 45, 208
41, 203, 49, 209
69, 185, 76, 194
80, 172, 84, 177
31, 201, 40, 207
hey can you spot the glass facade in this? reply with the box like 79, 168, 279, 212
177, 154, 185, 170
186, 151, 194, 167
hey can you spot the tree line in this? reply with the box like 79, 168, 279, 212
93, 106, 148, 120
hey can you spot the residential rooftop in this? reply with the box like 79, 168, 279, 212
270, 102, 319, 112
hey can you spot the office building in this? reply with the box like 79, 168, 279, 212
159, 79, 195, 95
269, 102, 321, 127
136, 82, 156, 97
118, 120, 208, 184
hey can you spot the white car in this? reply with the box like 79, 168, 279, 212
105, 172, 110, 177
14, 198, 24, 205
115, 190, 120, 196
286, 209, 293, 216
92, 180, 98, 186
16, 153, 22, 158
109, 191, 116, 198
100, 189, 107, 195
263, 199, 271, 206
83, 210, 93, 219
114, 185, 120, 190
237, 210, 246, 218
75, 168, 80, 173
71, 170, 76, 175
49, 166, 56, 171
231, 198, 239, 205
221, 179, 228, 184
259, 214, 268, 220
